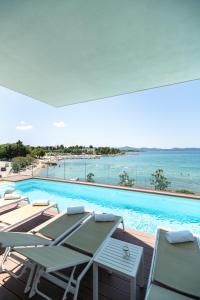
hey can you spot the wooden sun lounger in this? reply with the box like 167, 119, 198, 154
15, 215, 124, 300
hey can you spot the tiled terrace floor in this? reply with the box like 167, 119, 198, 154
0, 208, 155, 300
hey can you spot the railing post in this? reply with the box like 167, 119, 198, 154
64, 160, 66, 180
84, 155, 87, 181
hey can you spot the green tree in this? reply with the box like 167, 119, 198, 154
0, 141, 29, 160
11, 159, 21, 173
86, 173, 95, 182
95, 147, 121, 155
11, 156, 32, 173
0, 147, 6, 159
31, 148, 45, 158
25, 154, 33, 165
119, 171, 135, 187
151, 169, 170, 191
16, 140, 27, 156
5, 144, 14, 160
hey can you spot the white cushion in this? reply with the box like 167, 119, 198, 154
4, 193, 21, 200
32, 200, 49, 206
67, 206, 85, 215
4, 188, 15, 194
95, 213, 115, 222
166, 230, 195, 244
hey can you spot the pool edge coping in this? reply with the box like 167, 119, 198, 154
30, 176, 200, 200
2, 175, 200, 200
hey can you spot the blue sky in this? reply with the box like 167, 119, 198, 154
0, 80, 200, 148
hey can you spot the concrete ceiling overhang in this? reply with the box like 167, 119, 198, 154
0, 0, 200, 107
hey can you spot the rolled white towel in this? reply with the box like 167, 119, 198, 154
95, 213, 115, 222
67, 206, 85, 215
4, 188, 15, 195
4, 193, 21, 200
166, 230, 195, 244
32, 200, 49, 206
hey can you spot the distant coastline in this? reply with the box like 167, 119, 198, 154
119, 146, 200, 151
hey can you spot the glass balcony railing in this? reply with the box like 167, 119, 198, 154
31, 159, 200, 194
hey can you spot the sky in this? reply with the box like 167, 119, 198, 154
0, 80, 200, 148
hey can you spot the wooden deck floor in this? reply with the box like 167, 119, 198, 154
0, 212, 155, 300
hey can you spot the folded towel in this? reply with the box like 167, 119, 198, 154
95, 213, 115, 222
4, 193, 21, 200
32, 200, 49, 206
4, 188, 15, 195
67, 206, 85, 215
166, 230, 195, 244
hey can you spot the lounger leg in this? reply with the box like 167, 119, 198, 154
73, 278, 80, 300
24, 263, 37, 293
73, 261, 93, 300
1, 248, 29, 278
3, 258, 30, 281
29, 265, 42, 298
55, 203, 60, 213
93, 262, 98, 300
130, 277, 136, 300
0, 247, 10, 272
25, 197, 30, 204
121, 219, 125, 232
138, 253, 144, 288
62, 266, 76, 300
30, 267, 53, 300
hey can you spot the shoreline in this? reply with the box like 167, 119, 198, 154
2, 149, 200, 194
0, 160, 44, 179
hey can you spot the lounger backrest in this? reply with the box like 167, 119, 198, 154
0, 232, 51, 248
0, 198, 20, 208
37, 212, 89, 240
63, 215, 121, 255
152, 229, 200, 298
0, 204, 51, 225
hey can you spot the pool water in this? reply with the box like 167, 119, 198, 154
14, 179, 200, 235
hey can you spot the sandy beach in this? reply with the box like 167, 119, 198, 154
0, 160, 44, 179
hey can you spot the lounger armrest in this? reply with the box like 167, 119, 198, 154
21, 196, 30, 203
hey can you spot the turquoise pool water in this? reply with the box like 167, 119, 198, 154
14, 179, 200, 235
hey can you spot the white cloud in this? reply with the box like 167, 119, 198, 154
53, 121, 66, 128
16, 121, 33, 131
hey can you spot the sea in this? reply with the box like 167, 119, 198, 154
37, 149, 200, 193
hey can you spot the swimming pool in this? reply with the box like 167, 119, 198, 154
14, 179, 200, 235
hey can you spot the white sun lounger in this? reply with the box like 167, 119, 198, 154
0, 210, 91, 248
147, 228, 200, 299
0, 202, 58, 232
0, 210, 92, 290
0, 195, 29, 211
15, 215, 124, 300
